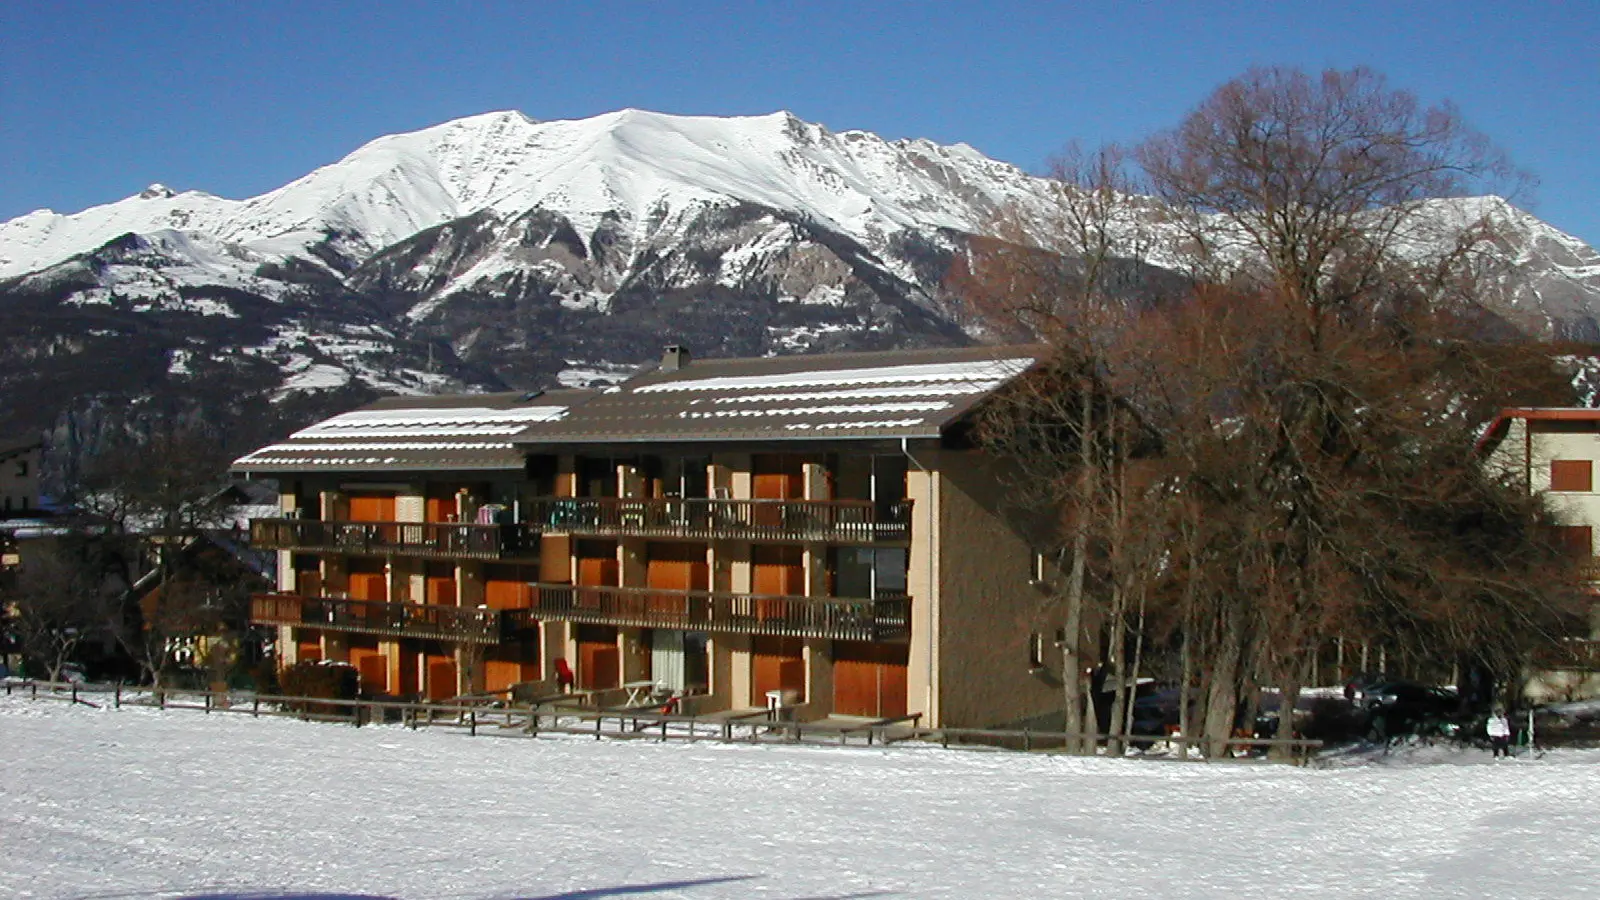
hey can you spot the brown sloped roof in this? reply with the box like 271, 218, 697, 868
517, 344, 1045, 445
232, 390, 593, 474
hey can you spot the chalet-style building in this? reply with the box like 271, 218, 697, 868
1480, 408, 1600, 701
0, 438, 43, 517
234, 345, 1068, 727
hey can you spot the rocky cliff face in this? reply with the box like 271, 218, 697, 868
2, 109, 1597, 444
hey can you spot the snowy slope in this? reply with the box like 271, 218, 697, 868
4, 696, 1599, 899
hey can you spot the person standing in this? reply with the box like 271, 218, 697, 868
1486, 708, 1512, 758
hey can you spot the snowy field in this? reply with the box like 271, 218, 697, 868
3, 696, 1598, 900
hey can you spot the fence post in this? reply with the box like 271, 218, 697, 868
1023, 728, 1031, 752
525, 706, 538, 737
115, 682, 122, 709
253, 696, 260, 718
31, 682, 37, 699
469, 710, 477, 736
72, 683, 78, 705
157, 689, 165, 710
595, 716, 603, 741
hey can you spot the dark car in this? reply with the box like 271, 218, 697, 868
1348, 678, 1462, 739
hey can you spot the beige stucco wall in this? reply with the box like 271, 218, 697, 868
905, 461, 939, 724
931, 448, 1064, 728
0, 446, 41, 513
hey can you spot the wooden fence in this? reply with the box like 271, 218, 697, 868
2, 680, 1324, 763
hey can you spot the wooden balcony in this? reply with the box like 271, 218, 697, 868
524, 497, 911, 543
250, 519, 539, 560
529, 582, 910, 642
250, 593, 532, 644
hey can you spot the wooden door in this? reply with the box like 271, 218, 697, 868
348, 494, 396, 522
577, 624, 620, 690
349, 640, 387, 694
646, 543, 708, 616
348, 559, 387, 603
752, 545, 803, 623
577, 542, 619, 612
484, 564, 531, 610
294, 555, 322, 597
426, 493, 456, 522
752, 455, 804, 499
426, 651, 457, 700
485, 640, 539, 694
296, 630, 322, 663
425, 561, 456, 606
751, 635, 805, 705
832, 641, 908, 718
396, 644, 419, 696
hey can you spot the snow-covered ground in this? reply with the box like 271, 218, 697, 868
3, 695, 1598, 899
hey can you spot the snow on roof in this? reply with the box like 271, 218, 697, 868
633, 358, 1034, 394
525, 345, 1044, 444
233, 392, 582, 473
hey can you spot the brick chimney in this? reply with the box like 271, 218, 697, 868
661, 345, 691, 372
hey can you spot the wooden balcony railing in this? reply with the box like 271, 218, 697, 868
529, 582, 910, 642
250, 519, 539, 560
524, 497, 911, 543
250, 593, 533, 644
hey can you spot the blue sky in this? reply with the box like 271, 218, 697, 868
3, 1, 1597, 245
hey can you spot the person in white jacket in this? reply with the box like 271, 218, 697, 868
1486, 709, 1512, 758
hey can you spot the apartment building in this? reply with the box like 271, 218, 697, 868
1480, 407, 1600, 701
234, 344, 1064, 728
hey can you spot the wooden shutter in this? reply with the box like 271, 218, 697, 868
1551, 460, 1593, 492
751, 635, 805, 705
832, 641, 908, 718
348, 495, 396, 522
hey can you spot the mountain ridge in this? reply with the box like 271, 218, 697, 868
3, 108, 1599, 452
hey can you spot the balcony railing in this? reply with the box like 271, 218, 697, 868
530, 582, 910, 642
524, 497, 911, 543
250, 519, 539, 560
250, 593, 533, 644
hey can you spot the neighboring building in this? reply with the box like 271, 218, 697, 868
1479, 408, 1600, 701
234, 345, 1066, 727
0, 438, 42, 517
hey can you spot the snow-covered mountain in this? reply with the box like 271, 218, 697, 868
3, 108, 1599, 442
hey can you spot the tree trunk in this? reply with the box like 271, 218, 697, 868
1122, 583, 1148, 743
1203, 612, 1242, 758
1060, 388, 1095, 754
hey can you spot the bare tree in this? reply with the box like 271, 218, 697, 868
961, 66, 1582, 758
3, 539, 120, 683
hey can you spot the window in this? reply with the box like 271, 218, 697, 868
1551, 460, 1593, 492
1029, 632, 1045, 669
1549, 525, 1594, 559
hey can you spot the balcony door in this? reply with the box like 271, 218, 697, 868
349, 637, 388, 695
423, 640, 456, 701
485, 563, 534, 609
646, 543, 708, 619
424, 562, 456, 606
752, 545, 804, 624
348, 494, 395, 522
751, 635, 805, 705
348, 559, 387, 602
577, 624, 620, 690
833, 640, 908, 718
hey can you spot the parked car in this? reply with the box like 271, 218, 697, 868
1348, 677, 1462, 739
